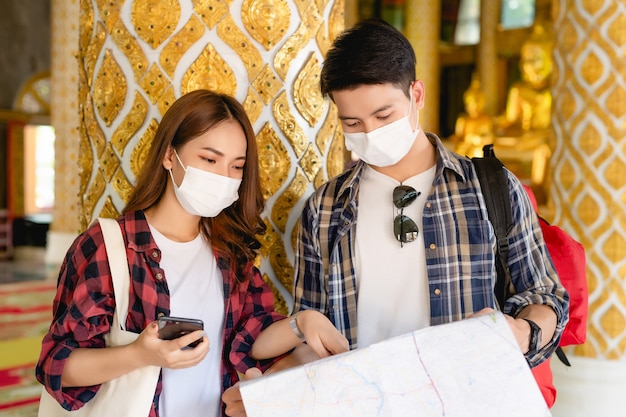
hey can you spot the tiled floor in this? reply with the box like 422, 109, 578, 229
0, 247, 50, 284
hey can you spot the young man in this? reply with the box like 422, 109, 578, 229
223, 18, 568, 416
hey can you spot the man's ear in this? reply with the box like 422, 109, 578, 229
411, 80, 426, 109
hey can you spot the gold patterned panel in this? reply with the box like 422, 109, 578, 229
299, 143, 321, 182
269, 237, 295, 296
93, 49, 127, 127
160, 14, 205, 78
271, 169, 307, 233
131, 0, 180, 49
218, 15, 264, 82
552, 1, 626, 359
181, 43, 237, 97
293, 53, 325, 127
82, 169, 107, 226
241, 0, 291, 51
259, 217, 278, 259
99, 195, 120, 220
257, 123, 290, 199
111, 92, 148, 155
98, 142, 121, 182
112, 168, 134, 205
110, 18, 149, 80
139, 64, 169, 104
263, 273, 288, 316
94, 0, 121, 33
316, 101, 338, 155
273, 91, 307, 157
326, 129, 346, 180
84, 22, 106, 89
157, 87, 177, 118
130, 118, 159, 178
252, 64, 281, 105
243, 87, 263, 124
274, 2, 322, 80
83, 93, 107, 157
194, 0, 229, 29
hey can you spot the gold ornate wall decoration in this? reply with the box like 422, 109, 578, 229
293, 53, 325, 127
130, 118, 159, 177
552, 1, 626, 360
93, 50, 127, 126
131, 0, 180, 49
271, 169, 308, 233
181, 44, 237, 96
194, 0, 229, 29
111, 92, 148, 155
263, 273, 289, 316
77, 0, 345, 312
257, 122, 291, 200
160, 15, 206, 78
241, 0, 291, 50
218, 15, 264, 81
273, 91, 307, 157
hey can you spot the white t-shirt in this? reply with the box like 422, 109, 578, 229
355, 165, 436, 348
150, 225, 224, 417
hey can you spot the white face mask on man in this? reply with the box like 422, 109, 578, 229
169, 150, 242, 218
343, 88, 420, 167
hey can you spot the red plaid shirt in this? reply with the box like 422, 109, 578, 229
36, 211, 284, 416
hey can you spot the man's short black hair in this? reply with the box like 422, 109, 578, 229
320, 18, 416, 98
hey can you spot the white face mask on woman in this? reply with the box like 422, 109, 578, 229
169, 150, 242, 218
343, 89, 420, 167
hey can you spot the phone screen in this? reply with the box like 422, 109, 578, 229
158, 316, 204, 348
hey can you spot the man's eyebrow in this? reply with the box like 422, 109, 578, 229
338, 104, 394, 120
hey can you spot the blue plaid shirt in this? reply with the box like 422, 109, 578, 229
294, 133, 568, 367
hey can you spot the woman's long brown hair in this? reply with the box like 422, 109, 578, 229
123, 90, 266, 283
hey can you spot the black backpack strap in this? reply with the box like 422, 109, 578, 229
471, 144, 513, 310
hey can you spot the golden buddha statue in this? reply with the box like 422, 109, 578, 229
454, 74, 495, 158
496, 22, 554, 137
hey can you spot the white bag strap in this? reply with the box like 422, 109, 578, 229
98, 217, 130, 332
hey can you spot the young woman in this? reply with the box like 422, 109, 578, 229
36, 89, 346, 417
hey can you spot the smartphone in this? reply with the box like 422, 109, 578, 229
157, 316, 204, 348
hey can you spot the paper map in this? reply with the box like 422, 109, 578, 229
240, 312, 551, 417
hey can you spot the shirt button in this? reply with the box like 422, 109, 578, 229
434, 288, 441, 296
332, 304, 338, 311
429, 243, 436, 250
155, 272, 163, 281
152, 250, 159, 258
344, 221, 349, 226
426, 202, 431, 209
157, 312, 165, 319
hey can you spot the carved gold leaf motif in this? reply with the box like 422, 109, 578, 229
99, 195, 120, 220
218, 14, 264, 81
83, 22, 106, 89
79, 0, 95, 66
84, 92, 107, 157
272, 168, 307, 233
293, 52, 325, 126
326, 130, 346, 179
263, 273, 289, 316
160, 14, 205, 78
274, 2, 322, 80
252, 64, 282, 105
131, 0, 180, 49
94, 0, 121, 33
93, 49, 127, 127
243, 87, 263, 124
112, 167, 134, 204
299, 143, 321, 182
83, 169, 107, 227
194, 0, 229, 30
131, 118, 159, 178
269, 238, 295, 295
314, 167, 327, 190
241, 0, 291, 51
259, 217, 278, 259
157, 87, 177, 118
257, 123, 290, 199
316, 101, 338, 155
110, 18, 149, 80
181, 43, 236, 96
139, 64, 169, 104
112, 92, 148, 155
273, 91, 307, 157
99, 142, 121, 182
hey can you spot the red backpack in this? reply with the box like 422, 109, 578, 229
472, 145, 588, 407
